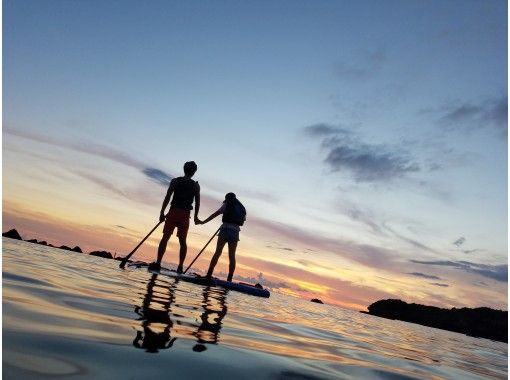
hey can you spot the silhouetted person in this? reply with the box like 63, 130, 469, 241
150, 161, 201, 272
197, 193, 246, 282
193, 286, 228, 352
133, 273, 178, 353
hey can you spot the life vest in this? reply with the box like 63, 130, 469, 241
222, 199, 246, 226
170, 177, 196, 211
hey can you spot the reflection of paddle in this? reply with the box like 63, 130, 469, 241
183, 227, 220, 274
119, 221, 163, 269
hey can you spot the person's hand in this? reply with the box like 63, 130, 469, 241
159, 213, 166, 223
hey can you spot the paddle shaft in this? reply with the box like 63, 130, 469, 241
119, 221, 163, 269
183, 227, 220, 274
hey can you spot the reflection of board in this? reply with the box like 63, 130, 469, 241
130, 263, 270, 298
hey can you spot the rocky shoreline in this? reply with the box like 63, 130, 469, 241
3, 228, 118, 260
363, 299, 507, 343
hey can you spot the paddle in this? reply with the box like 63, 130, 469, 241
183, 227, 220, 274
119, 221, 163, 269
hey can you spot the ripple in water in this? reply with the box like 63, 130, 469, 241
3, 238, 507, 379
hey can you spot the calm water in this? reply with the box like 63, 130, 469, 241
2, 238, 507, 379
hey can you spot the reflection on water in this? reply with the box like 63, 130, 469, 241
133, 273, 228, 353
3, 239, 508, 380
133, 273, 178, 352
193, 285, 228, 352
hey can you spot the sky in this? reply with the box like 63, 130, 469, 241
3, 0, 507, 310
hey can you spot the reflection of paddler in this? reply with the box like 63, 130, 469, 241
193, 286, 228, 352
133, 273, 178, 353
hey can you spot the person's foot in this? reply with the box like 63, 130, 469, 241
148, 262, 161, 271
176, 266, 183, 274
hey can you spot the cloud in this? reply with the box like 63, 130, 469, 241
73, 170, 126, 197
5, 127, 177, 193
240, 256, 397, 309
324, 144, 419, 182
411, 259, 508, 282
303, 124, 350, 137
5, 127, 147, 170
382, 223, 438, 253
334, 49, 386, 81
407, 272, 441, 280
462, 249, 484, 254
430, 282, 449, 287
304, 124, 420, 182
453, 237, 466, 247
249, 215, 402, 272
143, 168, 173, 187
435, 95, 508, 136
344, 205, 384, 235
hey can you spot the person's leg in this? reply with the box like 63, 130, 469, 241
207, 235, 227, 278
156, 232, 171, 265
177, 236, 187, 273
226, 240, 238, 282
175, 210, 191, 273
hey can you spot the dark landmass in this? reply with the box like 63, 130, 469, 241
3, 229, 22, 240
89, 251, 114, 259
311, 298, 324, 304
2, 228, 115, 260
364, 299, 508, 343
59, 245, 83, 253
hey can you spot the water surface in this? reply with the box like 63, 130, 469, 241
3, 238, 507, 379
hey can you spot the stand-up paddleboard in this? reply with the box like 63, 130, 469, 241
129, 263, 270, 298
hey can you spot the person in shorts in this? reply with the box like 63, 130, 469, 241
197, 193, 246, 282
150, 161, 200, 273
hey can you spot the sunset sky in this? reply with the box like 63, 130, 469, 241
3, 0, 507, 310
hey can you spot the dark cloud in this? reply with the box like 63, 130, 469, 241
440, 104, 481, 124
483, 96, 508, 127
411, 259, 508, 282
143, 168, 173, 187
325, 145, 419, 182
407, 272, 441, 280
334, 49, 386, 81
453, 237, 466, 247
430, 282, 449, 287
462, 249, 483, 254
304, 123, 420, 182
436, 95, 508, 136
303, 124, 350, 137
73, 171, 126, 197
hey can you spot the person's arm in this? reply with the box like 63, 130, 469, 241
200, 203, 224, 224
194, 182, 201, 225
160, 179, 175, 222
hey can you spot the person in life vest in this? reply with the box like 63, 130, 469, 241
197, 192, 246, 282
150, 161, 201, 273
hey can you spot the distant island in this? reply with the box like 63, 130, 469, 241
363, 299, 507, 343
2, 228, 119, 261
